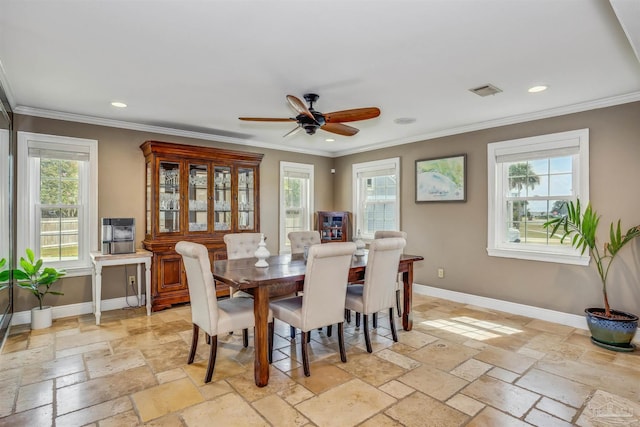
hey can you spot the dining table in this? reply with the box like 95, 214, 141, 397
212, 251, 424, 387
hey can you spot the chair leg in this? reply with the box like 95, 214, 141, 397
363, 314, 372, 353
355, 312, 361, 327
242, 328, 249, 348
373, 313, 378, 328
268, 322, 274, 364
345, 309, 351, 323
301, 331, 311, 377
290, 325, 296, 339
389, 307, 398, 342
396, 289, 402, 317
204, 335, 218, 383
327, 324, 332, 337
338, 322, 347, 363
206, 333, 211, 345
188, 324, 199, 364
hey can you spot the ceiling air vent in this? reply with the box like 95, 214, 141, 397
469, 84, 503, 97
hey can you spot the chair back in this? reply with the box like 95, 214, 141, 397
175, 241, 219, 335
223, 233, 262, 259
288, 231, 321, 255
374, 230, 408, 240
300, 242, 356, 331
363, 237, 406, 313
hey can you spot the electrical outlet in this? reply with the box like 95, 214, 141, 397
437, 268, 445, 279
128, 275, 136, 286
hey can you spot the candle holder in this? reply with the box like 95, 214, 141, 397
254, 233, 270, 267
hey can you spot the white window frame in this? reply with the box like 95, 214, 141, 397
279, 161, 314, 254
352, 157, 400, 241
487, 129, 589, 265
17, 132, 98, 276
0, 128, 9, 261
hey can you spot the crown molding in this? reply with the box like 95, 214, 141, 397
13, 91, 640, 159
12, 106, 334, 157
332, 91, 640, 157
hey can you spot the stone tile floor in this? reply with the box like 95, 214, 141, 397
1, 294, 639, 426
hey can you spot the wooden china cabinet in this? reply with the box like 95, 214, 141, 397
317, 211, 351, 243
141, 140, 262, 311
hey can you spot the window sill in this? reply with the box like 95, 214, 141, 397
487, 247, 590, 266
56, 265, 93, 278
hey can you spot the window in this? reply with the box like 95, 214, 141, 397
487, 129, 589, 265
17, 132, 98, 276
279, 162, 314, 254
352, 157, 400, 240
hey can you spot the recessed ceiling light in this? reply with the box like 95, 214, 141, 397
325, 138, 335, 142
394, 117, 416, 125
528, 85, 548, 93
111, 101, 127, 108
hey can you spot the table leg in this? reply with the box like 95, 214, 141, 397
253, 286, 270, 387
94, 263, 103, 325
402, 266, 414, 331
136, 263, 142, 307
144, 259, 152, 316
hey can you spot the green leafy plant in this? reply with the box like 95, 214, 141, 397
0, 257, 9, 290
13, 249, 66, 310
544, 199, 640, 317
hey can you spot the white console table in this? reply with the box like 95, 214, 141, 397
90, 250, 152, 325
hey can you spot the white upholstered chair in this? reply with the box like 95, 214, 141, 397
176, 241, 272, 383
374, 230, 407, 317
345, 237, 405, 353
269, 242, 356, 376
224, 232, 298, 337
287, 230, 325, 338
223, 232, 263, 260
288, 230, 321, 255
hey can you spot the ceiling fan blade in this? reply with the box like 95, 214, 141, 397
324, 107, 381, 123
238, 117, 295, 122
321, 123, 359, 136
283, 125, 303, 138
286, 95, 316, 121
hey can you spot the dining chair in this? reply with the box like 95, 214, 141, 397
288, 230, 325, 338
288, 230, 321, 255
345, 237, 405, 353
269, 242, 356, 376
374, 230, 407, 318
175, 241, 273, 383
224, 232, 299, 337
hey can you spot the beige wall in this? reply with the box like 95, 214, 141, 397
13, 115, 334, 311
335, 101, 640, 317
13, 101, 640, 317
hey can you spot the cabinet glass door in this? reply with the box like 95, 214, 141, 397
159, 161, 181, 233
237, 167, 255, 230
146, 162, 151, 235
214, 166, 232, 231
188, 163, 209, 232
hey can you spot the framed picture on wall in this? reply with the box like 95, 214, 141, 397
415, 154, 466, 202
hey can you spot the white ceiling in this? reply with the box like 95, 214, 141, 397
1, 0, 639, 157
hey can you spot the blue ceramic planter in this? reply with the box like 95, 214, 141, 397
585, 308, 638, 352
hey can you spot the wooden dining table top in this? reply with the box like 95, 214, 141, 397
212, 252, 424, 289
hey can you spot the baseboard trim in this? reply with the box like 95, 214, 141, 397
413, 284, 640, 343
11, 296, 146, 326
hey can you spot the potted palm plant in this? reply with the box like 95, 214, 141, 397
13, 249, 65, 329
544, 199, 640, 351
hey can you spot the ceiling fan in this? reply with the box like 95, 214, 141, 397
239, 93, 380, 137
